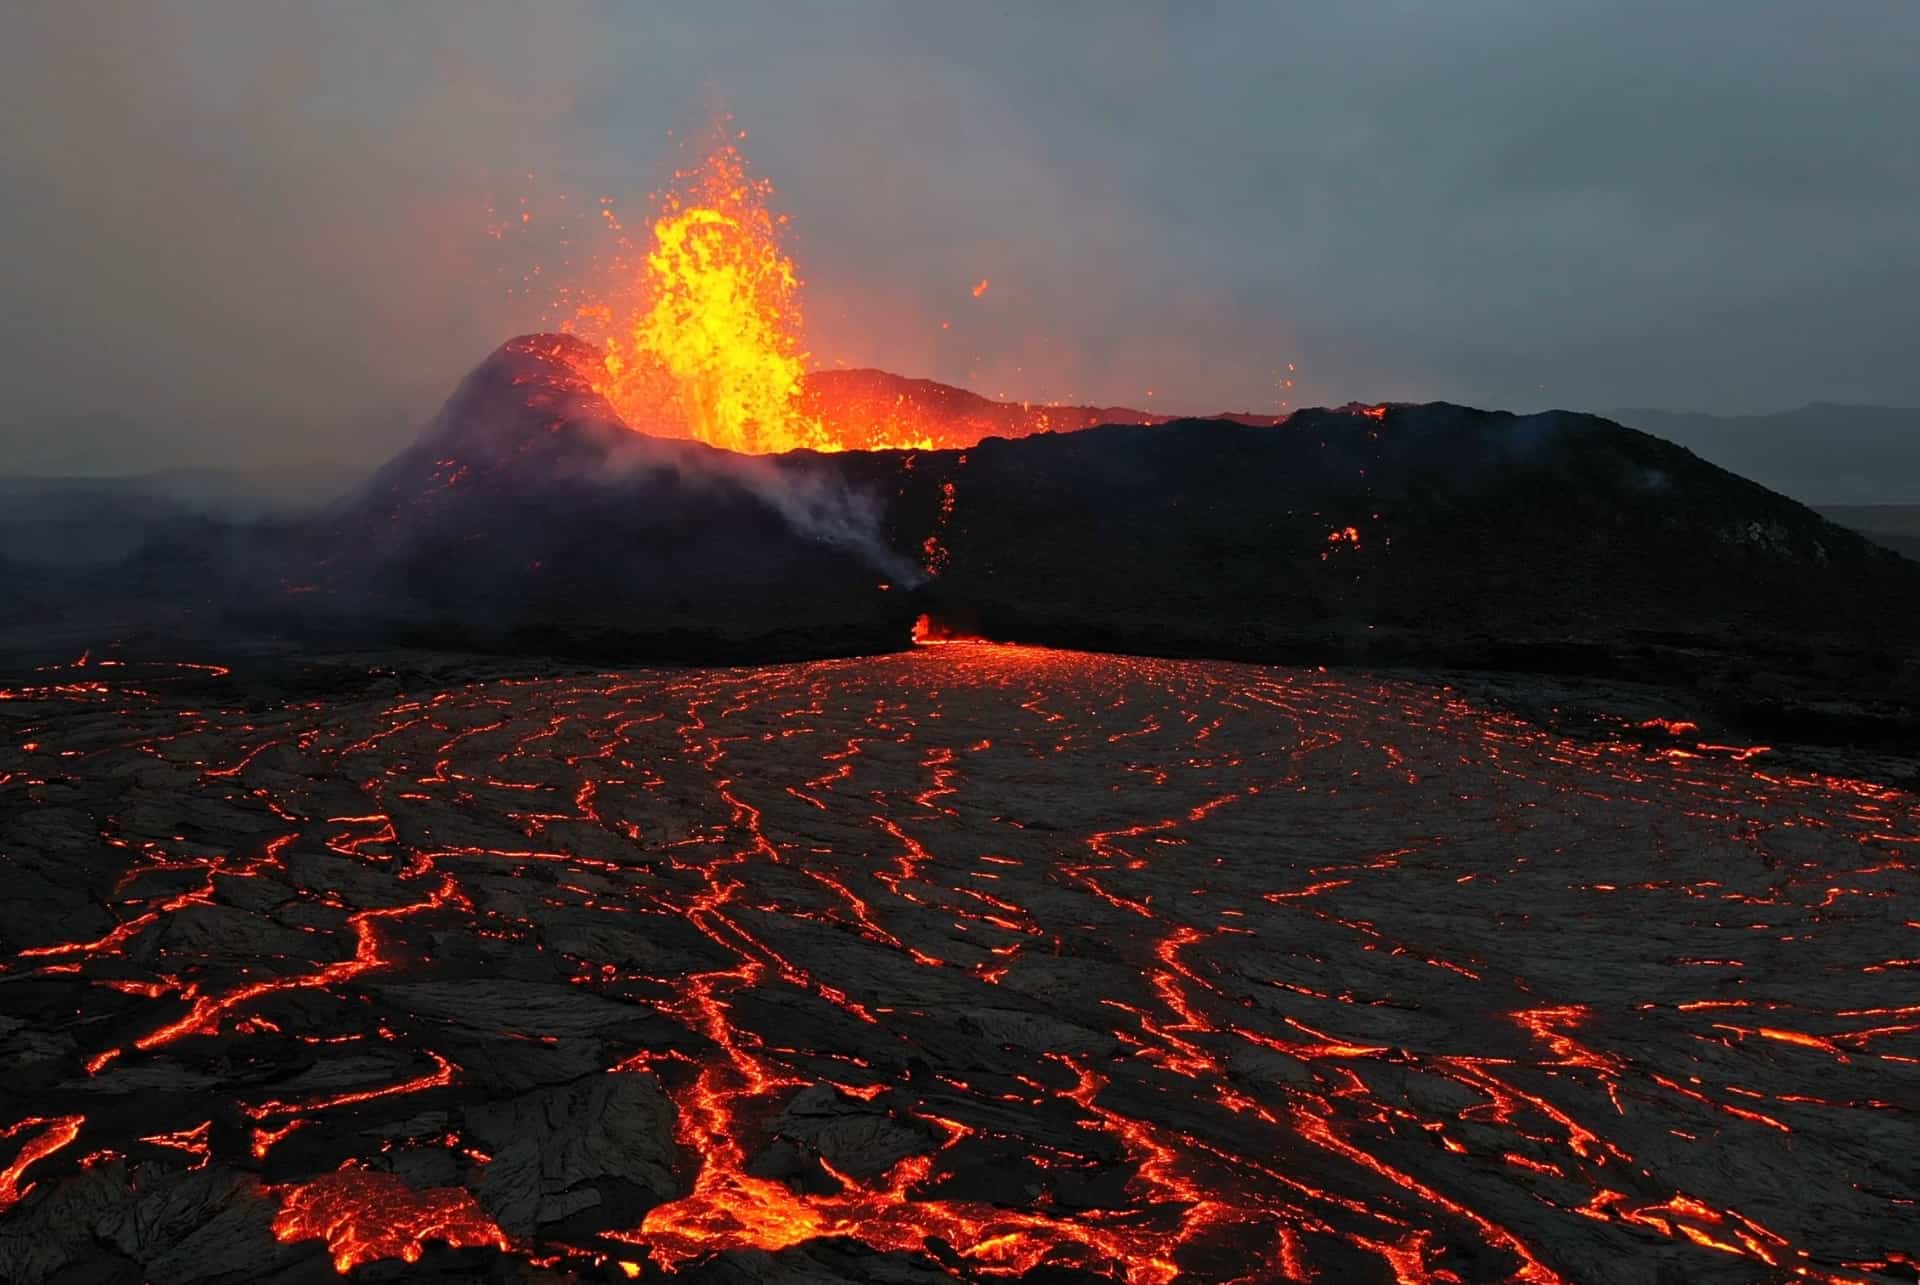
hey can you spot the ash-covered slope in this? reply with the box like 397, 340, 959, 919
280, 335, 918, 659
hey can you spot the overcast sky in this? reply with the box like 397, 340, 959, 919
2, 2, 1916, 478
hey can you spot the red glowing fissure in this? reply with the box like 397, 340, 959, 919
1, 648, 1911, 1281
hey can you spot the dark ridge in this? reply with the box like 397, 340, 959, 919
5, 335, 1917, 752
856, 404, 1920, 748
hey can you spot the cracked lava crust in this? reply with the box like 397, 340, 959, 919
1, 644, 1915, 1283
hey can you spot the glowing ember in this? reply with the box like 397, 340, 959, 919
1322, 525, 1361, 560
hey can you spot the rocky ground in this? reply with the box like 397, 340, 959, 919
1, 643, 1915, 1284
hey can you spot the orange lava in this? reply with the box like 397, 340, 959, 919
271, 1163, 512, 1272
910, 614, 983, 645
572, 133, 825, 454
9, 648, 1914, 1282
138, 1119, 212, 1168
0, 1116, 84, 1214
624, 1068, 1182, 1282
1322, 525, 1361, 560
558, 128, 1286, 455
566, 130, 958, 454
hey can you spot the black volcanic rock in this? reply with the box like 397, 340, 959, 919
4, 343, 1920, 1278
840, 370, 1920, 739
873, 403, 1920, 646
856, 402, 1920, 736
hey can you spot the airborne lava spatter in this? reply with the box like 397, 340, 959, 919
1, 650, 1914, 1282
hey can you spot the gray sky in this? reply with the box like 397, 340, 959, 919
2, 2, 1916, 480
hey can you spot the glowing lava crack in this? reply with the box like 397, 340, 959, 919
0, 647, 1915, 1283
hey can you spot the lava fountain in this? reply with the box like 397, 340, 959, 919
570, 134, 835, 454
558, 129, 1266, 456
566, 131, 954, 454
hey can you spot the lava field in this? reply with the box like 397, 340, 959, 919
1, 645, 1915, 1283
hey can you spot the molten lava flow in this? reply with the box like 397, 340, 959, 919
1, 1116, 84, 1213
272, 1164, 512, 1272
911, 614, 983, 645
8, 648, 1915, 1281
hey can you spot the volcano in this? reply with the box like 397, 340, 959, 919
7, 332, 1919, 740
265, 334, 1920, 732
6, 337, 1920, 1285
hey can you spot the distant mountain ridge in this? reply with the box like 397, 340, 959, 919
1612, 403, 1920, 506
1815, 505, 1920, 562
